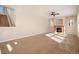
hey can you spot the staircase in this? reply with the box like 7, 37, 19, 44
0, 14, 9, 27
0, 6, 15, 27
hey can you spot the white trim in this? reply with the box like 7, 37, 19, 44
0, 35, 28, 43
0, 33, 44, 43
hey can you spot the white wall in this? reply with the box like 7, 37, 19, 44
77, 12, 79, 39
76, 6, 79, 39
0, 6, 50, 42
0, 5, 78, 42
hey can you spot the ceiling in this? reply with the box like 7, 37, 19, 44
7, 5, 79, 17
33, 5, 79, 17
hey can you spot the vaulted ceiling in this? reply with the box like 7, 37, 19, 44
6, 5, 79, 17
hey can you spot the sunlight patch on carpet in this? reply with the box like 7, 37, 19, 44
45, 33, 65, 43
6, 44, 13, 52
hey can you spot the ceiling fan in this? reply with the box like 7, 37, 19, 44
50, 12, 60, 16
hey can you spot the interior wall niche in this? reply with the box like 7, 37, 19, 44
50, 16, 65, 33
0, 5, 15, 27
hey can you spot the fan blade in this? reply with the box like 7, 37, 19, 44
55, 13, 60, 15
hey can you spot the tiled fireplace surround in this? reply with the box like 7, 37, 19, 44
51, 25, 64, 33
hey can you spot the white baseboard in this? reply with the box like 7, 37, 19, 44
0, 35, 28, 43
0, 33, 44, 43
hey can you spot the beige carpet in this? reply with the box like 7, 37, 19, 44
0, 34, 79, 54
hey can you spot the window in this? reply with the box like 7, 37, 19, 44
70, 19, 73, 25
0, 5, 4, 14
0, 5, 15, 27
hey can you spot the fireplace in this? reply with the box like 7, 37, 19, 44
56, 27, 62, 32
50, 25, 64, 33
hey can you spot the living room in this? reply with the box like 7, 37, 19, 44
0, 5, 79, 54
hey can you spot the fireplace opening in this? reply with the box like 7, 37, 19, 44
56, 27, 62, 32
